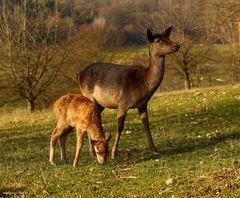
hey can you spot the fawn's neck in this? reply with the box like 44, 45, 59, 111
88, 123, 105, 140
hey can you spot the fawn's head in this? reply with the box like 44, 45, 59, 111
147, 26, 180, 56
91, 134, 111, 164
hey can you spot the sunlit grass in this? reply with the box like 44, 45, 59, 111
1, 84, 240, 197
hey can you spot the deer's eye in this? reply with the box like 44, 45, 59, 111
155, 39, 161, 43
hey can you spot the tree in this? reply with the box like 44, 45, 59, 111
212, 0, 240, 84
0, 0, 71, 111
135, 0, 211, 89
171, 43, 214, 89
61, 17, 117, 85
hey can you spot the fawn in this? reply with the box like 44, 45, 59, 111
49, 94, 111, 166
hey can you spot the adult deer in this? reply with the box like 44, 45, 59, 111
77, 27, 179, 158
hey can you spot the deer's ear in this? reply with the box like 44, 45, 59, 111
147, 28, 154, 43
163, 26, 173, 37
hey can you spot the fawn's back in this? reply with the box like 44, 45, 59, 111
54, 94, 99, 129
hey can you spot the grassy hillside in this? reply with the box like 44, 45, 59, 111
0, 84, 240, 197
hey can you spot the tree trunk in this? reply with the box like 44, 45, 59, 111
28, 100, 35, 112
184, 71, 192, 89
184, 80, 191, 89
208, 74, 212, 87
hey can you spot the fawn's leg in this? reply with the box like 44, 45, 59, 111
49, 124, 69, 165
112, 107, 127, 159
88, 134, 95, 157
89, 102, 104, 157
59, 127, 73, 163
138, 105, 158, 153
73, 129, 85, 167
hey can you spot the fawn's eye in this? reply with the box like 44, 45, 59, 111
155, 39, 161, 43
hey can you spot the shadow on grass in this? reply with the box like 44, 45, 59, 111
1, 99, 239, 166
105, 100, 240, 165
106, 129, 240, 166
1, 128, 239, 166
159, 129, 240, 156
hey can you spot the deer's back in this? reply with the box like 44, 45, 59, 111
79, 63, 145, 86
78, 63, 148, 108
53, 94, 80, 118
54, 94, 98, 128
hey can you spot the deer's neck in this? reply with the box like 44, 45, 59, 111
88, 123, 105, 140
146, 51, 165, 92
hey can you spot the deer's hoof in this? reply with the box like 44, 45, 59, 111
111, 152, 117, 159
73, 160, 78, 167
153, 151, 160, 155
50, 161, 56, 166
149, 146, 159, 153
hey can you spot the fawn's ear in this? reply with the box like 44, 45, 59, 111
147, 28, 154, 43
91, 140, 98, 145
163, 26, 173, 37
105, 134, 111, 142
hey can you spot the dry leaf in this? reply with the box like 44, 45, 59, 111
166, 178, 173, 185
120, 176, 138, 179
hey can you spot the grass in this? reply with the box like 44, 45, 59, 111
0, 84, 240, 197
105, 45, 147, 64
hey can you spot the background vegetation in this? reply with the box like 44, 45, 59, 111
1, 1, 240, 197
0, 0, 240, 110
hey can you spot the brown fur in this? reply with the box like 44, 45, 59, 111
49, 94, 111, 166
78, 27, 179, 158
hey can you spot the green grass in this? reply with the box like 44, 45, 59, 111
105, 46, 148, 64
1, 85, 240, 197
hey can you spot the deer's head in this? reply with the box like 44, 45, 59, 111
147, 26, 180, 56
91, 134, 111, 164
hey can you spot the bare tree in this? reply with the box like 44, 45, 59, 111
171, 43, 214, 89
0, 0, 71, 111
212, 0, 240, 84
135, 0, 210, 89
62, 18, 117, 85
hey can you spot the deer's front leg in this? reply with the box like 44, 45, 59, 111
88, 134, 95, 157
112, 108, 127, 159
138, 105, 159, 153
73, 129, 85, 167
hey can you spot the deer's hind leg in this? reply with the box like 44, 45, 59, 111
49, 122, 71, 165
59, 127, 73, 163
138, 105, 158, 153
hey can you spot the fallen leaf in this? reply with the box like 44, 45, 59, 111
119, 176, 138, 179
15, 169, 27, 177
119, 168, 131, 171
166, 178, 173, 185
